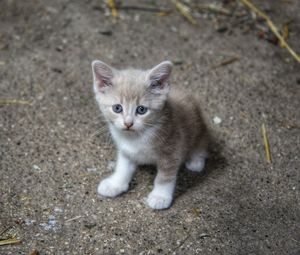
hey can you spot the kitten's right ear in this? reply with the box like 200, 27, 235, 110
91, 60, 114, 92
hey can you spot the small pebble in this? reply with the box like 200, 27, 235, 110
213, 116, 222, 125
32, 165, 41, 171
199, 233, 210, 238
54, 207, 63, 213
86, 167, 97, 173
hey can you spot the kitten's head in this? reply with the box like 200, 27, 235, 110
91, 60, 173, 134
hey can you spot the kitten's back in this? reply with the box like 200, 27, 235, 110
153, 88, 208, 161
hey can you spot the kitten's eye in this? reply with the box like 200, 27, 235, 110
136, 105, 148, 115
112, 104, 123, 113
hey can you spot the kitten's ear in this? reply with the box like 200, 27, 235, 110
148, 61, 173, 94
91, 60, 114, 92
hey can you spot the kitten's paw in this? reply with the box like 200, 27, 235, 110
185, 157, 205, 172
146, 192, 173, 210
97, 178, 128, 198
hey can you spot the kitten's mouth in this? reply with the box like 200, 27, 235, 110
123, 128, 134, 132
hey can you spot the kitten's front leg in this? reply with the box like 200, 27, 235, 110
98, 151, 136, 198
147, 161, 179, 210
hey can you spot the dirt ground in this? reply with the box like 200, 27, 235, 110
0, 0, 299, 254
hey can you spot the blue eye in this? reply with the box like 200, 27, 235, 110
112, 104, 123, 113
136, 105, 148, 115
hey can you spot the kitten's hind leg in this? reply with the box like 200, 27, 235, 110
185, 150, 207, 172
98, 152, 136, 197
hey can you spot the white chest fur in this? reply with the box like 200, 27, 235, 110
109, 126, 157, 164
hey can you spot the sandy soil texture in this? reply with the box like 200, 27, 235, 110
0, 0, 299, 254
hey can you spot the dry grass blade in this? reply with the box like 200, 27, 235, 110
0, 99, 32, 105
65, 215, 82, 223
118, 6, 171, 13
211, 56, 240, 69
156, 11, 172, 17
240, 0, 300, 63
196, 4, 231, 16
107, 0, 118, 18
280, 22, 289, 47
0, 238, 21, 246
261, 123, 272, 163
171, 0, 197, 25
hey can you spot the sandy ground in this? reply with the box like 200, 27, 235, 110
0, 0, 299, 254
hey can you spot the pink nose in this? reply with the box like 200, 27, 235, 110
124, 122, 133, 129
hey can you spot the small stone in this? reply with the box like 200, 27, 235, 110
134, 14, 140, 22
213, 116, 222, 125
32, 165, 41, 171
99, 30, 112, 36
173, 59, 184, 66
86, 167, 97, 173
199, 233, 210, 239
171, 26, 178, 33
84, 223, 97, 229
54, 207, 63, 213
216, 26, 228, 33
25, 219, 36, 225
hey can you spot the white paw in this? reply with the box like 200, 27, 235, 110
185, 157, 205, 172
97, 178, 128, 198
146, 192, 173, 210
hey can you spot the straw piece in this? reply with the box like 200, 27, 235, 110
280, 22, 289, 47
156, 11, 172, 17
0, 99, 32, 105
118, 6, 170, 13
196, 4, 231, 16
171, 0, 197, 25
0, 238, 21, 246
65, 215, 82, 223
211, 56, 240, 69
261, 123, 272, 163
240, 0, 300, 63
107, 0, 118, 18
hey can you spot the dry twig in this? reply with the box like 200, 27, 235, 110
240, 0, 300, 63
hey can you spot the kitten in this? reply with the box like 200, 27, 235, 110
91, 60, 209, 210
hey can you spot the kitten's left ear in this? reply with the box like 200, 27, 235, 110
148, 61, 173, 94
